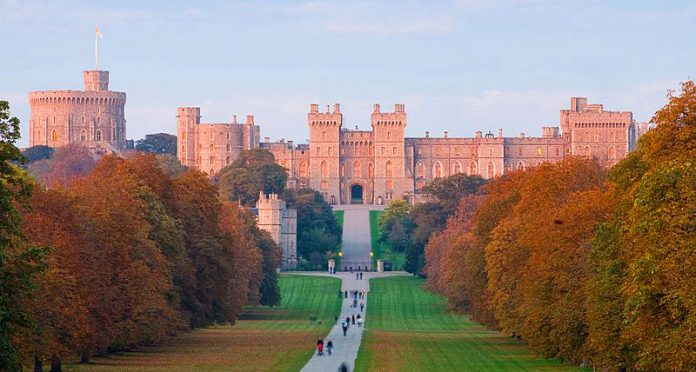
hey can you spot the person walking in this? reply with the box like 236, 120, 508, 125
317, 338, 324, 356
327, 340, 334, 356
357, 314, 363, 327
360, 272, 363, 280
342, 320, 348, 336
360, 302, 364, 312
338, 362, 349, 372
351, 314, 355, 325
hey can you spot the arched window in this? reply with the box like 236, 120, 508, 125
487, 161, 495, 179
209, 156, 215, 166
387, 132, 391, 140
385, 161, 393, 178
584, 131, 590, 142
340, 163, 346, 177
299, 161, 308, 178
433, 161, 442, 178
608, 146, 615, 159
209, 144, 214, 152
392, 146, 397, 155
386, 180, 393, 189
468, 162, 477, 176
80, 130, 86, 141
353, 161, 361, 178
517, 161, 525, 171
353, 147, 358, 156
416, 162, 424, 178
505, 162, 512, 172
95, 130, 102, 141
226, 156, 230, 165
453, 161, 462, 174
368, 163, 374, 177
226, 144, 230, 152
584, 146, 591, 157
52, 130, 58, 142
321, 161, 328, 177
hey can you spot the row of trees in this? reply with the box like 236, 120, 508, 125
217, 149, 342, 269
1, 101, 281, 371
424, 82, 696, 370
379, 173, 486, 273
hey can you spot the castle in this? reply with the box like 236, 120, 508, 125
180, 97, 647, 205
255, 192, 297, 270
28, 70, 127, 153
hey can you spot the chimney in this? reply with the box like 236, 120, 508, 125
333, 103, 340, 113
310, 104, 319, 113
498, 128, 503, 138
373, 103, 381, 113
425, 131, 430, 138
444, 131, 448, 138
394, 103, 405, 112
475, 131, 482, 138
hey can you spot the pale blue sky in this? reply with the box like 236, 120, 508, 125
2, 0, 694, 147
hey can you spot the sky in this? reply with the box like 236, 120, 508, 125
2, 0, 695, 147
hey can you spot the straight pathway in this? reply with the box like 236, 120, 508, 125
332, 205, 376, 271
297, 271, 406, 372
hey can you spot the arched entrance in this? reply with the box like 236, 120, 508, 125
350, 184, 364, 204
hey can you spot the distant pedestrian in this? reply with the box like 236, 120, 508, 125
344, 290, 348, 298
360, 303, 364, 312
339, 362, 349, 372
317, 338, 324, 356
342, 320, 348, 336
356, 272, 359, 280
345, 316, 351, 327
357, 314, 363, 327
360, 272, 363, 280
351, 314, 355, 325
327, 340, 334, 355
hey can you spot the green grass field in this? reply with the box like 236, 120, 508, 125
369, 210, 406, 270
59, 275, 341, 372
355, 276, 586, 371
334, 210, 345, 227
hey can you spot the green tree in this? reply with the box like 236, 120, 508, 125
0, 101, 46, 371
21, 145, 54, 164
218, 149, 288, 206
135, 133, 177, 155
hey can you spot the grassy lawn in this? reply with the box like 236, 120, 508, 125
355, 276, 586, 371
60, 275, 341, 372
334, 209, 344, 227
369, 210, 406, 270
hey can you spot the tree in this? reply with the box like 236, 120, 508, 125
135, 133, 177, 155
21, 145, 54, 164
0, 100, 46, 371
218, 149, 288, 206
26, 144, 96, 187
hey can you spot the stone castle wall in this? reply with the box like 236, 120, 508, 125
256, 192, 297, 270
29, 70, 127, 153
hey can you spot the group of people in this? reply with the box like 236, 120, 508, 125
316, 338, 333, 356
355, 271, 364, 280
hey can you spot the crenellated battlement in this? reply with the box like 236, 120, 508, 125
371, 103, 407, 127
308, 103, 342, 127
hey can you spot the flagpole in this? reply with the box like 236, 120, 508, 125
95, 27, 99, 70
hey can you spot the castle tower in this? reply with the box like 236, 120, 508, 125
176, 107, 200, 168
308, 103, 342, 204
256, 192, 297, 270
29, 70, 127, 153
371, 103, 412, 204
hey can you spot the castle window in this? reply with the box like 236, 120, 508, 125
610, 131, 615, 142
381, 147, 385, 155
322, 131, 326, 140
209, 156, 215, 166
226, 144, 230, 152
386, 180, 393, 189
52, 130, 58, 142
518, 148, 522, 156
226, 133, 230, 140
387, 132, 391, 140
340, 163, 345, 177
584, 131, 590, 142
584, 146, 591, 157
226, 156, 231, 165
354, 147, 358, 156
368, 147, 373, 156
385, 161, 393, 178
368, 163, 374, 177
468, 162, 477, 176
353, 161, 361, 178
392, 147, 397, 155
81, 116, 85, 124
329, 147, 333, 156
97, 117, 100, 124
182, 133, 186, 141
316, 146, 321, 156
505, 163, 512, 172
80, 130, 86, 141
537, 147, 542, 156
418, 148, 422, 155
555, 148, 560, 156
321, 160, 328, 177
608, 146, 616, 159
299, 161, 308, 178
95, 130, 102, 141
517, 161, 525, 171
566, 147, 571, 156
416, 162, 424, 178
453, 161, 461, 174
487, 162, 495, 179
320, 180, 328, 190
433, 162, 442, 178
209, 144, 214, 152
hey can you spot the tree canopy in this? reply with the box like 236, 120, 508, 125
135, 133, 177, 155
218, 149, 288, 206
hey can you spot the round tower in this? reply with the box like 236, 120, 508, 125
176, 107, 200, 168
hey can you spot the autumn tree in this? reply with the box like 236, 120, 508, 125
217, 149, 287, 206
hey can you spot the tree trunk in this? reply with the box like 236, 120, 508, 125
33, 356, 42, 372
50, 354, 61, 372
80, 349, 90, 364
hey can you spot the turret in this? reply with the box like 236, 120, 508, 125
176, 107, 200, 167
83, 70, 109, 91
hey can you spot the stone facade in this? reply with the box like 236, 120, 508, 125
29, 70, 127, 153
255, 192, 297, 270
176, 107, 260, 176
179, 97, 646, 205
262, 98, 644, 205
